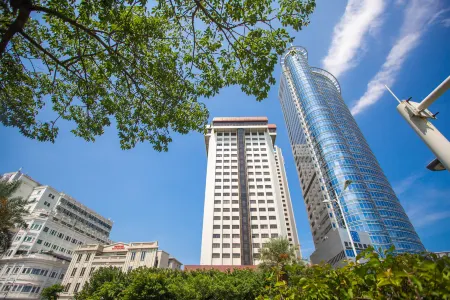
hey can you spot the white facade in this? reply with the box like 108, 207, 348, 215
0, 171, 112, 299
200, 117, 301, 266
59, 242, 182, 299
274, 146, 301, 258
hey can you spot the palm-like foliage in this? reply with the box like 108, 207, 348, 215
258, 237, 298, 272
0, 177, 29, 253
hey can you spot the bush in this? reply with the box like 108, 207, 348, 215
41, 284, 64, 300
259, 247, 450, 299
76, 267, 266, 300
76, 248, 450, 299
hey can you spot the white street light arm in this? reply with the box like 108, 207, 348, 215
332, 190, 358, 260
417, 76, 450, 112
324, 180, 358, 261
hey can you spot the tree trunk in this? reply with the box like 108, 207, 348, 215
0, 0, 32, 58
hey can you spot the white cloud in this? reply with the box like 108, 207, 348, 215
351, 0, 441, 116
395, 172, 450, 230
413, 211, 450, 228
393, 172, 424, 195
441, 18, 450, 27
427, 7, 450, 26
321, 0, 386, 78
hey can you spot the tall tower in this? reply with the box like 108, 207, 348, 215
279, 46, 424, 265
200, 117, 300, 266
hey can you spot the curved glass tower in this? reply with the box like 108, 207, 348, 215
279, 46, 424, 263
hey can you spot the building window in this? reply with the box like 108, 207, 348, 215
222, 253, 230, 258
74, 283, 80, 293
89, 267, 96, 275
270, 225, 277, 229
80, 267, 86, 276
232, 225, 239, 229
76, 254, 82, 262
64, 284, 71, 292
232, 234, 240, 238
232, 243, 240, 248
71, 268, 77, 277
212, 253, 220, 258
212, 243, 220, 248
213, 234, 220, 238
222, 243, 230, 248
252, 243, 260, 248
140, 251, 147, 261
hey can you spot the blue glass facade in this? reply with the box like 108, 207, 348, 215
279, 46, 424, 254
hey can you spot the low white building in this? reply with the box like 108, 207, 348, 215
0, 171, 112, 299
59, 242, 182, 299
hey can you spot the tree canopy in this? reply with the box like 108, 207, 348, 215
0, 176, 29, 253
0, 0, 315, 151
41, 284, 64, 300
258, 237, 299, 271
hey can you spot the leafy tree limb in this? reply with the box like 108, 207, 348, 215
0, 0, 315, 150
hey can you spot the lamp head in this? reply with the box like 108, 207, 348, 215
343, 180, 353, 190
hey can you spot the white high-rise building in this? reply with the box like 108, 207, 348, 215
200, 117, 300, 266
0, 171, 112, 299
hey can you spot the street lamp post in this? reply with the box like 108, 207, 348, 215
323, 180, 358, 260
385, 76, 450, 172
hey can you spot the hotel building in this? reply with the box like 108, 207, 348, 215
200, 117, 300, 266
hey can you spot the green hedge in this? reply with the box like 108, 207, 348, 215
75, 248, 450, 300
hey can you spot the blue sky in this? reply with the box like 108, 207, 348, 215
1, 0, 450, 264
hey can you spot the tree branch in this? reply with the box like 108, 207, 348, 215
0, 0, 31, 58
19, 30, 85, 81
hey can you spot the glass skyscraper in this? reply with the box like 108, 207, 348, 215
278, 46, 424, 263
